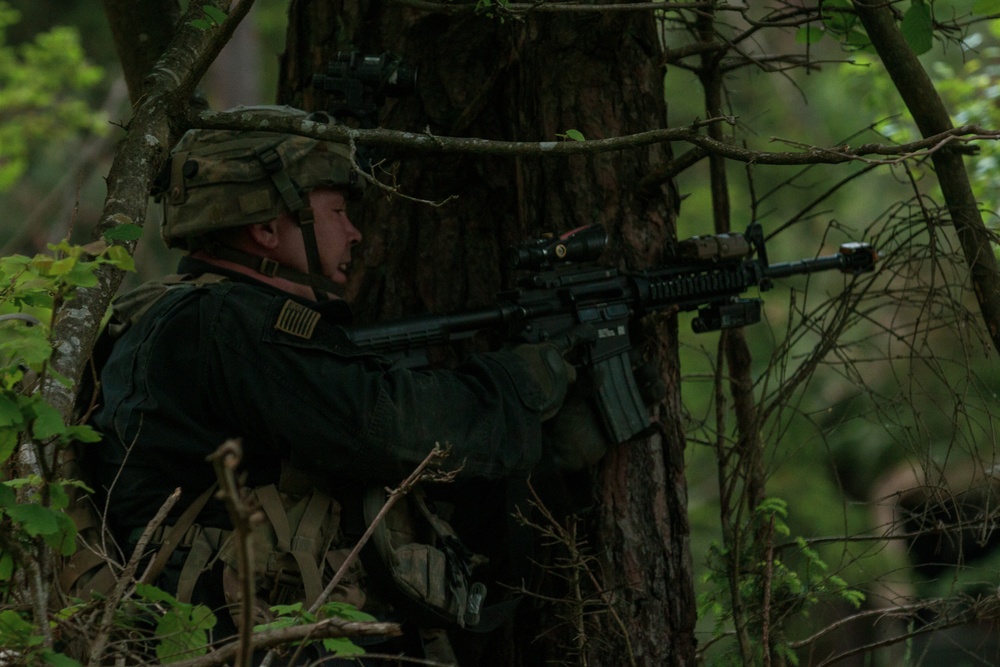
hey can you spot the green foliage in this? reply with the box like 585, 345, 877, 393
798, 0, 936, 53
0, 2, 105, 192
0, 238, 133, 662
0, 609, 82, 666
190, 5, 228, 31
697, 498, 865, 665
134, 583, 217, 663
928, 44, 1000, 225
0, 230, 384, 662
256, 601, 376, 657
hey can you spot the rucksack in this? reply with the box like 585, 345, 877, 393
363, 485, 491, 630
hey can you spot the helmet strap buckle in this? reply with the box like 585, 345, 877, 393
258, 257, 281, 277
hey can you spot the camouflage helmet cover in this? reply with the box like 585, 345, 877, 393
160, 105, 360, 249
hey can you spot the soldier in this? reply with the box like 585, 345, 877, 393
87, 105, 583, 661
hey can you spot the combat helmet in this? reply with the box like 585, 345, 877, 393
159, 105, 363, 300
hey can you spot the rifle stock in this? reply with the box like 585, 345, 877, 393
343, 224, 877, 443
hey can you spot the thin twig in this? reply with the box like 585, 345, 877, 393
207, 440, 257, 667
89, 488, 181, 665
164, 616, 403, 667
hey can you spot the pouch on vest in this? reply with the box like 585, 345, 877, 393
216, 484, 367, 626
363, 486, 488, 629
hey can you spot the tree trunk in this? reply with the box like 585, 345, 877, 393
279, 5, 695, 665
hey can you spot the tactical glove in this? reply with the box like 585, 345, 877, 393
511, 342, 576, 421
545, 389, 609, 471
545, 355, 664, 471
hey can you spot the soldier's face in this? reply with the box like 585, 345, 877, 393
307, 188, 363, 286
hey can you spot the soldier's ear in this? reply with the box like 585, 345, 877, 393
246, 219, 281, 250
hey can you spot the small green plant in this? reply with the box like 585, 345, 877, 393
698, 498, 865, 665
134, 583, 218, 663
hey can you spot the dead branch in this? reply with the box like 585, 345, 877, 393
164, 615, 403, 667
187, 108, 998, 164
207, 440, 258, 667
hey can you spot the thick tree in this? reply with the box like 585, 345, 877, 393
277, 4, 694, 665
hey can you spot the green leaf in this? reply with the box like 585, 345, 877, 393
42, 650, 84, 667
102, 224, 143, 242
156, 615, 206, 663
31, 400, 66, 440
0, 551, 14, 580
0, 429, 16, 465
564, 129, 585, 141
822, 0, 855, 34
48, 482, 69, 511
189, 18, 212, 30
322, 637, 366, 656
0, 327, 53, 368
0, 609, 36, 641
6, 503, 59, 537
0, 394, 23, 427
136, 582, 179, 604
65, 424, 102, 443
45, 512, 76, 555
320, 601, 376, 622
902, 1, 933, 55
105, 245, 136, 272
47, 367, 73, 388
155, 606, 215, 663
63, 260, 100, 288
189, 605, 217, 633
48, 256, 76, 277
843, 28, 872, 51
0, 483, 16, 508
795, 26, 824, 44
203, 6, 228, 24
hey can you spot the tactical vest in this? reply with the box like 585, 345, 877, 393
58, 274, 365, 614
58, 272, 492, 638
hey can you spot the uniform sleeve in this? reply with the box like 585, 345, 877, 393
203, 286, 548, 484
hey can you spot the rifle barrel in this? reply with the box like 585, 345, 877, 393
765, 242, 877, 279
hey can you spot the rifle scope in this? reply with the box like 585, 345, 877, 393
508, 225, 608, 270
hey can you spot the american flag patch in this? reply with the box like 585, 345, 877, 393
274, 299, 321, 339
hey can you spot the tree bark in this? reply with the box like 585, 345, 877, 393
101, 0, 182, 105
280, 4, 695, 665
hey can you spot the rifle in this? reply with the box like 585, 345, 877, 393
344, 223, 878, 444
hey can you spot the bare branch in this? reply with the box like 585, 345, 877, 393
189, 108, 997, 166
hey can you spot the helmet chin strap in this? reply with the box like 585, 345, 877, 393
208, 244, 346, 299
254, 145, 332, 302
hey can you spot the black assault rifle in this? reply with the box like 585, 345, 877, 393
344, 223, 877, 444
